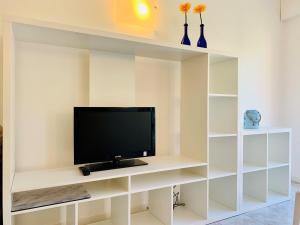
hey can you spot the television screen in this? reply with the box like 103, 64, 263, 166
74, 107, 155, 165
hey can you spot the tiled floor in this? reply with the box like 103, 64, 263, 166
210, 183, 300, 225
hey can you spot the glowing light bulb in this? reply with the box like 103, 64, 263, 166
136, 1, 150, 19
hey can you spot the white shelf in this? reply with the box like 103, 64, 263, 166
131, 170, 206, 193
209, 132, 237, 138
173, 207, 204, 225
209, 94, 238, 98
209, 200, 235, 219
88, 220, 114, 225
12, 156, 204, 193
268, 191, 289, 204
268, 161, 289, 169
242, 195, 265, 210
82, 181, 128, 202
242, 128, 291, 136
209, 167, 236, 179
9, 17, 237, 62
131, 211, 165, 225
243, 163, 266, 173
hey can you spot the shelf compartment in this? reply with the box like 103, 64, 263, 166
243, 134, 267, 173
131, 166, 207, 193
173, 181, 208, 225
268, 132, 290, 166
242, 170, 267, 210
209, 136, 237, 179
268, 166, 290, 203
78, 195, 129, 225
209, 176, 237, 219
131, 187, 172, 225
209, 58, 238, 95
13, 204, 77, 225
82, 178, 128, 202
209, 97, 237, 134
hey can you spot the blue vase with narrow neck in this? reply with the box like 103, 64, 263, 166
181, 23, 191, 46
197, 24, 207, 48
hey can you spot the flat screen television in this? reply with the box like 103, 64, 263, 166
74, 107, 155, 174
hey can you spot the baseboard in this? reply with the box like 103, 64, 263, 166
292, 176, 300, 184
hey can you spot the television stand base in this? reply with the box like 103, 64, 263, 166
79, 159, 148, 176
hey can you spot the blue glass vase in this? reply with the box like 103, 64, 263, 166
197, 24, 207, 48
181, 23, 191, 46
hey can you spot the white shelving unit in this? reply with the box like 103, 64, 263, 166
2, 17, 291, 225
241, 128, 291, 212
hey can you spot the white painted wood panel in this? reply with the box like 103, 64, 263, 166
89, 51, 135, 107
135, 57, 181, 157
12, 156, 205, 193
15, 41, 89, 171
209, 137, 237, 177
131, 168, 206, 193
149, 187, 172, 225
209, 59, 238, 95
243, 134, 267, 170
242, 170, 267, 209
181, 55, 208, 163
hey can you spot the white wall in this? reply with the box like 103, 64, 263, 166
282, 15, 300, 182
281, 0, 300, 21
0, 0, 282, 127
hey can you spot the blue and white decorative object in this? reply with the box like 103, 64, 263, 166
244, 110, 261, 129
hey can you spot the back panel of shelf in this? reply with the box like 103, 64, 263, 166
243, 134, 268, 171
78, 195, 129, 225
13, 204, 77, 225
209, 57, 238, 95
268, 132, 290, 165
180, 54, 209, 163
173, 181, 208, 225
209, 176, 238, 220
209, 136, 237, 176
268, 166, 290, 202
242, 170, 267, 210
131, 187, 172, 225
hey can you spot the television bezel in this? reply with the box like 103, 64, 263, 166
74, 107, 156, 165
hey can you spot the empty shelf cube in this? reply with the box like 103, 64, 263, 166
78, 195, 129, 225
268, 132, 290, 168
209, 97, 238, 134
13, 204, 77, 225
243, 134, 267, 173
268, 166, 290, 204
209, 136, 237, 179
209, 176, 237, 220
131, 187, 172, 225
242, 170, 267, 210
173, 181, 208, 225
209, 58, 238, 95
